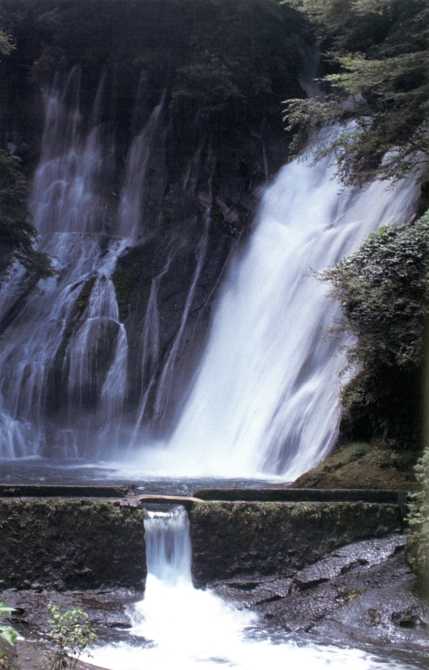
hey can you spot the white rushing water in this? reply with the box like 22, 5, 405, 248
88, 506, 418, 670
0, 71, 163, 459
0, 70, 128, 458
136, 129, 419, 480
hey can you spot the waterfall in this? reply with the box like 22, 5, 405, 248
128, 277, 163, 448
118, 95, 165, 240
128, 505, 256, 660
0, 73, 133, 459
143, 507, 193, 585
153, 212, 210, 423
88, 506, 413, 670
0, 65, 420, 477
139, 129, 419, 480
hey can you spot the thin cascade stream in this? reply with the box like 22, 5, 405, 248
88, 506, 420, 670
0, 74, 164, 460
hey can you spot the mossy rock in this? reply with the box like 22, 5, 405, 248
293, 442, 419, 490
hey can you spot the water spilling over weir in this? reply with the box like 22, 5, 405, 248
88, 506, 419, 670
0, 70, 419, 478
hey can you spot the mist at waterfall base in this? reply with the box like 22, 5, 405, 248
87, 507, 420, 670
0, 71, 419, 481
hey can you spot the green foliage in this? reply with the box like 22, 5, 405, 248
325, 213, 429, 369
170, 0, 285, 116
283, 0, 429, 183
0, 603, 17, 647
47, 604, 96, 670
323, 210, 429, 446
0, 150, 52, 279
0, 30, 14, 56
407, 446, 429, 587
283, 0, 393, 41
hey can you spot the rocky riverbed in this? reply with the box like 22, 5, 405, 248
1, 533, 428, 669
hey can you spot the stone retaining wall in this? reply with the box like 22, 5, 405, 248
0, 499, 146, 590
0, 497, 403, 590
189, 501, 403, 585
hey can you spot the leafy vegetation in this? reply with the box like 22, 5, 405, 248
0, 150, 52, 279
0, 23, 50, 280
0, 25, 51, 278
0, 602, 17, 647
0, 30, 13, 56
407, 446, 429, 589
282, 0, 429, 184
47, 604, 96, 670
323, 210, 429, 447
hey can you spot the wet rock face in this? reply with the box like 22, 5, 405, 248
0, 500, 146, 590
189, 501, 403, 585
1, 588, 137, 646
212, 535, 429, 654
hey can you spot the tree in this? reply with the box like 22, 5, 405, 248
0, 150, 52, 279
407, 446, 429, 591
0, 30, 14, 57
0, 21, 52, 280
0, 602, 17, 647
47, 605, 96, 670
282, 0, 429, 184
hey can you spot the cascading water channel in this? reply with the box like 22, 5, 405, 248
88, 506, 419, 670
0, 69, 224, 468
117, 95, 165, 241
137, 129, 419, 480
0, 71, 164, 460
0, 71, 129, 458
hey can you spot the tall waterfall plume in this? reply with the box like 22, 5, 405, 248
138, 130, 419, 480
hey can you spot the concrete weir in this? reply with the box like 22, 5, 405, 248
0, 485, 406, 590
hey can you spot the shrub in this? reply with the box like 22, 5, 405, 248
323, 210, 429, 447
0, 30, 14, 57
0, 150, 52, 279
407, 446, 429, 590
0, 603, 17, 647
47, 604, 96, 670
